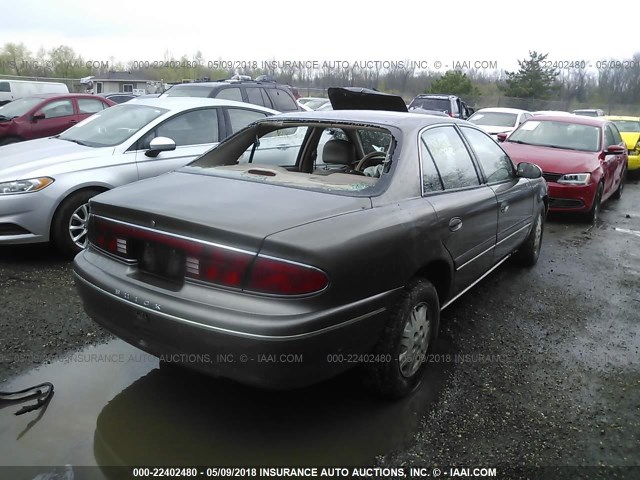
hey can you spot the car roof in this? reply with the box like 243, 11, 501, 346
474, 107, 530, 114
21, 93, 101, 100
416, 93, 456, 100
264, 109, 463, 128
531, 115, 606, 126
129, 96, 279, 114
605, 115, 640, 121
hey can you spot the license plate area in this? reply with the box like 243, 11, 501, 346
138, 241, 186, 283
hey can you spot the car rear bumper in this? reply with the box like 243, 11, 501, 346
547, 182, 597, 212
73, 249, 394, 389
628, 153, 640, 171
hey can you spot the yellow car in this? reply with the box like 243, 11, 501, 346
606, 116, 640, 171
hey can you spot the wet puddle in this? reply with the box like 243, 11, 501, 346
0, 338, 453, 477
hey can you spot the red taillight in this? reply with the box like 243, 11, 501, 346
89, 216, 328, 295
185, 247, 253, 289
247, 256, 328, 295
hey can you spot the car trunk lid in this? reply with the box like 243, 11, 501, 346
89, 170, 372, 253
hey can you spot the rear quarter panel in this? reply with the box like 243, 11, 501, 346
261, 199, 451, 309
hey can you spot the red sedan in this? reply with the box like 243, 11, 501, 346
499, 115, 627, 221
0, 93, 115, 146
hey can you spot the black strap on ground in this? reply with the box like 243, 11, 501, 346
0, 382, 55, 415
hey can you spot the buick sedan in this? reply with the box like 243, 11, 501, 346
74, 90, 548, 398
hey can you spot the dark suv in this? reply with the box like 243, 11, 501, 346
408, 94, 474, 119
161, 80, 302, 112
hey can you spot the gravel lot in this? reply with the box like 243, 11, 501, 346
1, 177, 639, 474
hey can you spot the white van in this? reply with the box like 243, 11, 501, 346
0, 79, 69, 105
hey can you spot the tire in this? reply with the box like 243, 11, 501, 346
0, 137, 22, 146
584, 183, 604, 223
611, 166, 626, 200
52, 189, 102, 257
515, 208, 544, 267
362, 279, 440, 399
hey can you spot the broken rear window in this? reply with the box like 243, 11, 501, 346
186, 122, 396, 194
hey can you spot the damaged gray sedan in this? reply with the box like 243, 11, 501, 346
74, 89, 548, 398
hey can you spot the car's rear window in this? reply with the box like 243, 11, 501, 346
469, 112, 518, 127
409, 98, 450, 112
186, 122, 396, 195
612, 120, 640, 133
163, 85, 216, 97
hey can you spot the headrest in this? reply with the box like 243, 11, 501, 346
322, 139, 356, 165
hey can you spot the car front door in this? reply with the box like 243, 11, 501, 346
420, 125, 498, 296
30, 98, 79, 138
603, 124, 621, 196
460, 126, 533, 261
606, 123, 626, 195
135, 107, 222, 180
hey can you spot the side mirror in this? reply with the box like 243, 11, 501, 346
145, 136, 176, 157
517, 162, 542, 179
604, 145, 625, 155
496, 132, 508, 143
32, 112, 45, 122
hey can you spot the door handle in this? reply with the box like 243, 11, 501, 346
500, 202, 510, 213
449, 217, 462, 232
69, 120, 78, 124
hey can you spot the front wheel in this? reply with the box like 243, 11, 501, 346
52, 189, 102, 257
514, 209, 544, 267
362, 279, 440, 399
612, 166, 626, 200
585, 183, 604, 223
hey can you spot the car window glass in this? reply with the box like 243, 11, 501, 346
0, 82, 10, 92
41, 99, 74, 118
245, 88, 264, 106
141, 108, 219, 149
609, 124, 623, 144
216, 88, 242, 102
451, 100, 460, 116
240, 126, 309, 167
227, 108, 268, 133
359, 129, 392, 154
421, 126, 480, 189
266, 89, 297, 112
78, 98, 107, 114
420, 139, 444, 192
604, 125, 615, 147
461, 127, 514, 183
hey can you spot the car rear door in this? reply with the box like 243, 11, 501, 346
135, 107, 222, 179
460, 126, 533, 261
420, 125, 498, 296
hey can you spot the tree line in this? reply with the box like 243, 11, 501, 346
1, 44, 639, 110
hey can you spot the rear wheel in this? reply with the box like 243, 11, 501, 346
52, 189, 102, 257
362, 279, 440, 399
585, 183, 604, 223
515, 209, 544, 267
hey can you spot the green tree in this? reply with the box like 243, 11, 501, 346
0, 43, 32, 75
427, 70, 479, 96
500, 51, 559, 99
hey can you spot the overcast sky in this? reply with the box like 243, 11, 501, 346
0, 0, 637, 72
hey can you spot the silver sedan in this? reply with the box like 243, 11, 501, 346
0, 97, 277, 255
